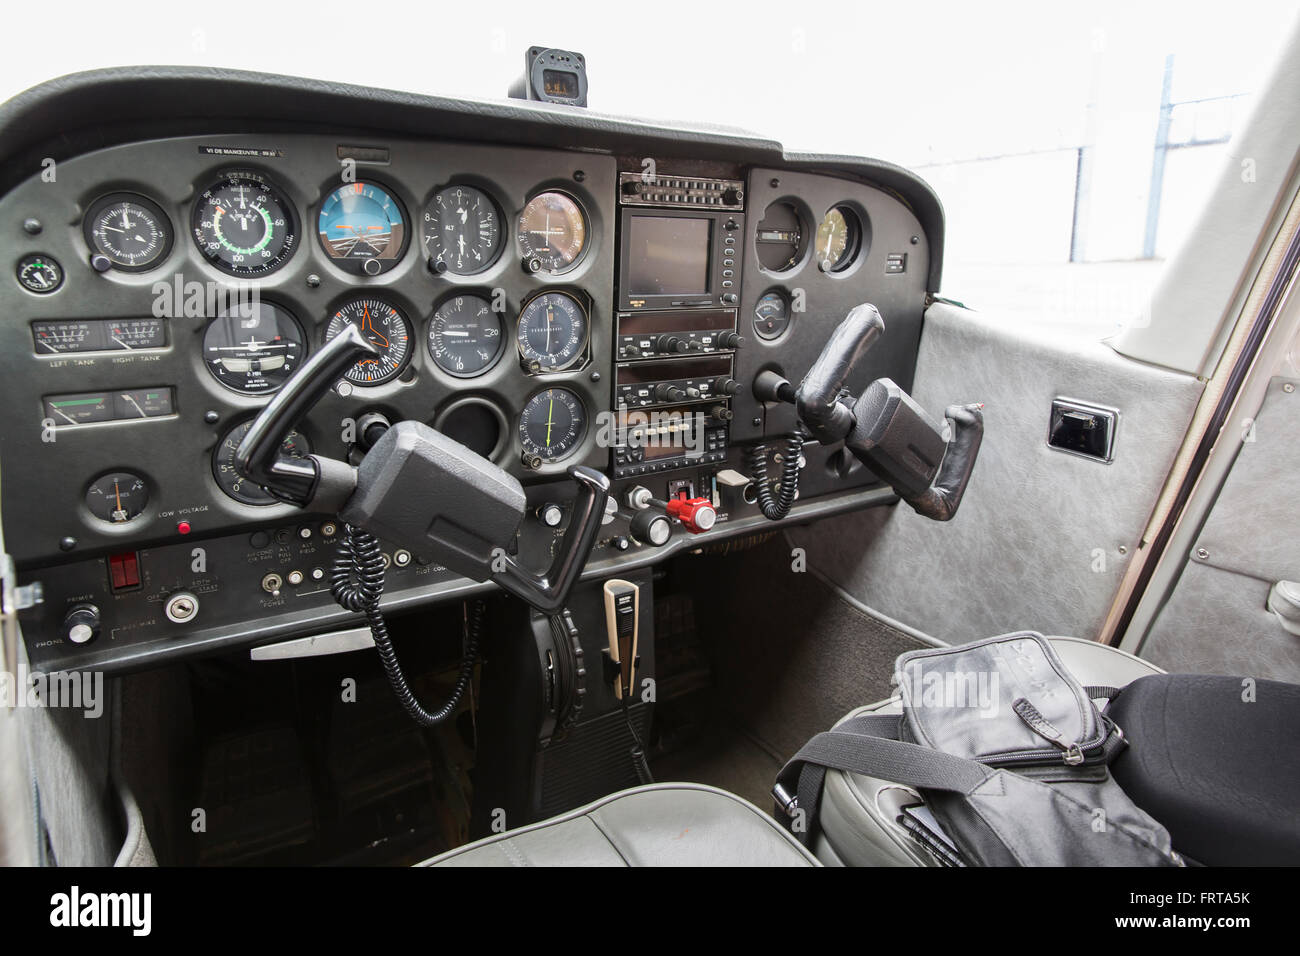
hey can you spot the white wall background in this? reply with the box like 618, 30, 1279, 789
1, 0, 1294, 289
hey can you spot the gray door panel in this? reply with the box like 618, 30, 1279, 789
1140, 377, 1300, 680
788, 300, 1203, 644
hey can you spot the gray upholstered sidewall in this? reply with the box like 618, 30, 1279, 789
788, 301, 1203, 645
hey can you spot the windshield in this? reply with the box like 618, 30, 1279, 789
3, 0, 1295, 329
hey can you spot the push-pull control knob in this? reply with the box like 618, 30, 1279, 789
654, 383, 687, 403
629, 509, 672, 546
538, 502, 564, 528
665, 496, 717, 534
63, 603, 100, 644
654, 334, 689, 355
715, 331, 745, 350
713, 376, 742, 396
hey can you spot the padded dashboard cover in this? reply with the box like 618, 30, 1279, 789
0, 68, 945, 289
1107, 674, 1300, 866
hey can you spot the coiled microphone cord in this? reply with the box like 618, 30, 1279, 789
747, 434, 803, 521
331, 523, 482, 727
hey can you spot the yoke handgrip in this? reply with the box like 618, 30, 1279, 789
796, 303, 885, 444
902, 404, 984, 521
491, 466, 611, 613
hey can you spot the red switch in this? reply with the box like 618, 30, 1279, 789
109, 551, 140, 590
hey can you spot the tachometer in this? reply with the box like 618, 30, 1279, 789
325, 298, 412, 386
428, 294, 505, 378
192, 171, 298, 277
213, 421, 312, 505
203, 302, 306, 394
517, 191, 587, 274
520, 388, 587, 464
83, 193, 173, 272
317, 181, 409, 275
423, 185, 502, 276
516, 291, 588, 372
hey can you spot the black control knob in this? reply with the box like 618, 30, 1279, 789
654, 334, 689, 355
654, 383, 687, 403
721, 293, 739, 306
629, 509, 672, 547
356, 411, 392, 450
622, 180, 644, 196
709, 404, 734, 422
713, 376, 743, 397
722, 186, 744, 205
63, 603, 100, 645
716, 330, 745, 349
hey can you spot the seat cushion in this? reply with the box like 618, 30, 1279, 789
420, 783, 818, 867
815, 636, 1164, 867
1107, 674, 1300, 866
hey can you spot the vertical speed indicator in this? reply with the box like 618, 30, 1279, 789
325, 298, 412, 386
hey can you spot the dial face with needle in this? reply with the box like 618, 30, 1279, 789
85, 471, 149, 523
83, 193, 173, 272
324, 298, 412, 385
203, 302, 306, 394
192, 171, 298, 277
423, 185, 502, 275
428, 294, 505, 377
516, 191, 587, 274
519, 387, 586, 463
815, 205, 859, 272
516, 291, 588, 372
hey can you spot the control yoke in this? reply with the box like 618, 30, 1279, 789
794, 303, 983, 521
235, 324, 610, 612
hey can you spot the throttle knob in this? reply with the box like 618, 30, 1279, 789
629, 509, 672, 546
665, 496, 717, 534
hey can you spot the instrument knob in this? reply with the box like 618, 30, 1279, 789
713, 376, 742, 396
654, 383, 686, 403
63, 603, 100, 645
655, 334, 689, 355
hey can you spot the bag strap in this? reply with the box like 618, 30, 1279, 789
774, 714, 996, 847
